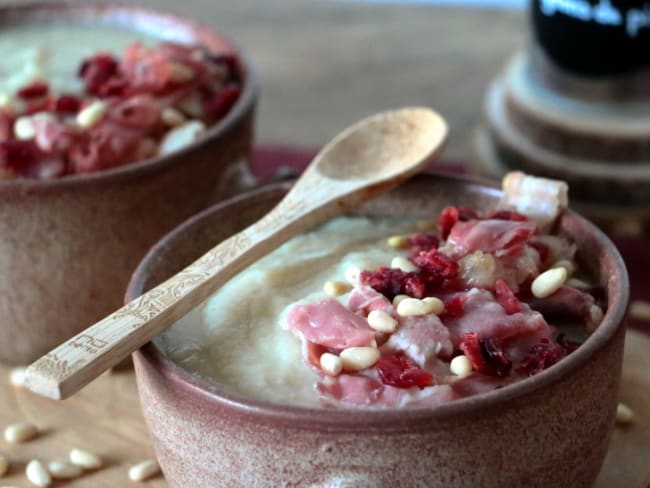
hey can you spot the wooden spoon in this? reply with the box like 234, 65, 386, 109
24, 107, 448, 400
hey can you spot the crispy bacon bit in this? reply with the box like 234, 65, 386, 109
516, 338, 567, 376
17, 81, 49, 100
54, 95, 82, 114
494, 279, 522, 315
376, 353, 434, 389
79, 53, 120, 96
460, 332, 512, 377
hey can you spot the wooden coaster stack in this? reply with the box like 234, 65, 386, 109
473, 48, 650, 236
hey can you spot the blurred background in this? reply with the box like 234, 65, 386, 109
0, 0, 525, 162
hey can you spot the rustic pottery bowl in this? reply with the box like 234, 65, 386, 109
127, 173, 629, 488
0, 3, 258, 364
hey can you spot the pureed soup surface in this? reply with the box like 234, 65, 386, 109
0, 25, 147, 96
158, 173, 605, 408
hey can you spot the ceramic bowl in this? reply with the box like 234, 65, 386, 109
127, 173, 629, 488
0, 3, 258, 364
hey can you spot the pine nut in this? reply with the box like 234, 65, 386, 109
551, 259, 575, 276
367, 310, 398, 333
320, 353, 342, 376
169, 62, 195, 83
339, 347, 380, 372
416, 218, 437, 231
161, 107, 186, 127
391, 256, 417, 272
422, 297, 445, 315
0, 454, 8, 477
392, 294, 408, 306
69, 448, 102, 470
616, 402, 634, 425
8, 367, 26, 387
47, 461, 82, 479
387, 235, 410, 250
14, 116, 36, 140
323, 280, 351, 297
396, 297, 437, 317
566, 277, 589, 288
76, 100, 107, 128
128, 459, 160, 482
4, 422, 38, 443
159, 120, 206, 156
531, 267, 567, 299
450, 355, 473, 377
26, 460, 50, 487
629, 300, 650, 321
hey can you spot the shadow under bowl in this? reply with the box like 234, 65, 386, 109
127, 173, 629, 488
0, 2, 258, 364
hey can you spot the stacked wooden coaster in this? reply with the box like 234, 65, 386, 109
472, 49, 650, 236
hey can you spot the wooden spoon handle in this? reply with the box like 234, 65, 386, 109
24, 173, 359, 400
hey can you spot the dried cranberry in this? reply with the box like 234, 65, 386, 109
360, 267, 411, 300
0, 140, 39, 175
17, 81, 49, 100
441, 296, 466, 318
516, 338, 567, 376
376, 353, 434, 389
408, 232, 439, 255
79, 53, 119, 95
412, 248, 458, 279
486, 210, 528, 222
438, 206, 478, 240
55, 95, 82, 114
438, 206, 459, 240
460, 333, 512, 377
97, 77, 129, 98
494, 279, 522, 315
203, 83, 241, 120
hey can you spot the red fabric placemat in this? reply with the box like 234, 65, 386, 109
251, 145, 649, 336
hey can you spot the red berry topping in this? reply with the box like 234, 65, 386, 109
55, 95, 82, 114
0, 140, 39, 174
203, 84, 241, 120
441, 296, 466, 318
376, 353, 434, 389
516, 338, 567, 376
485, 210, 528, 222
460, 332, 512, 377
17, 81, 49, 100
494, 279, 522, 315
412, 248, 458, 279
78, 53, 119, 96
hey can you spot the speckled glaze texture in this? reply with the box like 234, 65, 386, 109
0, 3, 258, 364
128, 175, 629, 488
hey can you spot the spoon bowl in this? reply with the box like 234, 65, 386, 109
24, 107, 448, 400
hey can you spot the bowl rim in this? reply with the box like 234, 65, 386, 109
128, 172, 630, 428
0, 1, 258, 193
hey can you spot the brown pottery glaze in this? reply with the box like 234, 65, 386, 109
127, 174, 629, 488
0, 3, 258, 364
